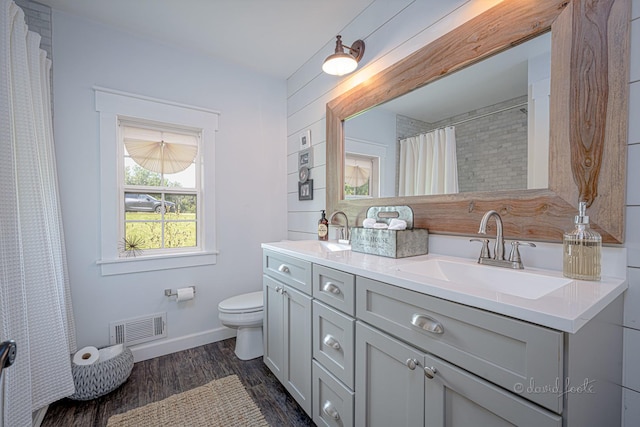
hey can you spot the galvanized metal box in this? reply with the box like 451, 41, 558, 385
350, 227, 429, 258
349, 206, 429, 258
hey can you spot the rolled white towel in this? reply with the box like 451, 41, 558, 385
363, 218, 376, 228
388, 219, 407, 230
373, 222, 389, 229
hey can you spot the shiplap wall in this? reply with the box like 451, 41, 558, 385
286, 0, 503, 239
623, 0, 640, 425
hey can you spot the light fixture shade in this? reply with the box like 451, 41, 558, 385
323, 36, 365, 76
322, 53, 358, 76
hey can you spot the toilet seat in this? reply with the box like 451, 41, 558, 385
218, 291, 263, 314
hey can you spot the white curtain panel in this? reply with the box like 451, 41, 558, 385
0, 1, 77, 425
398, 126, 459, 196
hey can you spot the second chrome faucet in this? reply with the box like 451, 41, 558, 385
472, 210, 535, 269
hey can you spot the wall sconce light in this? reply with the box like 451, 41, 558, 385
322, 35, 365, 76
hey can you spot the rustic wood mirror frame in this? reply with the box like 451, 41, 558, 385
326, 0, 629, 243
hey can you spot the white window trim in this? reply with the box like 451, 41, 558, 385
95, 86, 219, 275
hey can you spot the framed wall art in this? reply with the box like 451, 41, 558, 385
298, 148, 313, 169
299, 129, 311, 150
298, 179, 313, 201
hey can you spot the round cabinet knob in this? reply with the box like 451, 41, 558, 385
406, 358, 419, 370
424, 366, 438, 379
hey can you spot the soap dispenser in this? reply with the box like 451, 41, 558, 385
563, 201, 601, 281
318, 210, 329, 241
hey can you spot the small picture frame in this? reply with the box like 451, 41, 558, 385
298, 148, 313, 168
298, 179, 313, 201
299, 129, 311, 150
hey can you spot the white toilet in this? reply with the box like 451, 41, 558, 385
218, 291, 264, 360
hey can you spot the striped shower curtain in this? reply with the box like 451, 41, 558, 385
398, 126, 459, 196
0, 1, 77, 425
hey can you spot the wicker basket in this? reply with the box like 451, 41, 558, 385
69, 347, 134, 400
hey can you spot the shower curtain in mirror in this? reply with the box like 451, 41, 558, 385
1, 1, 77, 425
398, 126, 459, 196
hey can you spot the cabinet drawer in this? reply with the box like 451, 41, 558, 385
313, 360, 354, 427
313, 264, 355, 315
263, 250, 311, 294
356, 276, 564, 414
313, 300, 355, 389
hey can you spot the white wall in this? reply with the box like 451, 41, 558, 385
51, 10, 288, 359
623, 1, 640, 425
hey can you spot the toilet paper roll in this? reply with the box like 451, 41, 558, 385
98, 344, 124, 362
73, 346, 100, 366
176, 287, 195, 302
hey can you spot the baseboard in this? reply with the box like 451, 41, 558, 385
129, 327, 236, 362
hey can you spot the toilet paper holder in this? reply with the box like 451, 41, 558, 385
164, 286, 196, 298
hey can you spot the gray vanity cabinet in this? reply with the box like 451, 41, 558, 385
262, 245, 623, 426
263, 251, 313, 416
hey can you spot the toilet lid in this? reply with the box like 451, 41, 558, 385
218, 291, 263, 313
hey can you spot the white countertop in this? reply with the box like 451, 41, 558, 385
261, 240, 628, 333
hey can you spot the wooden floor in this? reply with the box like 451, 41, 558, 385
41, 338, 313, 427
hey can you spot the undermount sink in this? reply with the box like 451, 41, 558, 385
285, 240, 351, 253
396, 258, 572, 299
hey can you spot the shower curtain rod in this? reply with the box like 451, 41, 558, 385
399, 101, 528, 140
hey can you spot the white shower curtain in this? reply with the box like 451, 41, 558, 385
1, 1, 77, 426
398, 126, 459, 196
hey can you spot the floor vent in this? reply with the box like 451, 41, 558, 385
109, 312, 167, 346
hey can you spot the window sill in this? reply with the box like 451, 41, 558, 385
97, 250, 218, 276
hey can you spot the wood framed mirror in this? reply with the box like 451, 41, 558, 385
326, 0, 629, 243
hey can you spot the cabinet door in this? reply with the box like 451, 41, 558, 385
424, 354, 562, 427
263, 275, 284, 380
283, 284, 313, 416
355, 322, 424, 427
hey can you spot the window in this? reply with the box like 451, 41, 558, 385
95, 87, 219, 275
120, 121, 200, 255
344, 152, 379, 199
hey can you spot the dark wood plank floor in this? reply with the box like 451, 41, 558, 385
41, 338, 313, 427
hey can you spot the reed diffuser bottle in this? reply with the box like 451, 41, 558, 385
563, 202, 601, 281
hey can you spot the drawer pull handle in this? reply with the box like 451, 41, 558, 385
277, 264, 290, 273
322, 282, 342, 295
323, 334, 341, 350
424, 366, 437, 379
406, 358, 419, 370
322, 400, 340, 420
411, 314, 444, 334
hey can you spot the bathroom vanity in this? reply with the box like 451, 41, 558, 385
262, 240, 627, 427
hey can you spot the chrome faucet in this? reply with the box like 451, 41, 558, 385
478, 210, 505, 260
328, 211, 350, 243
472, 210, 536, 269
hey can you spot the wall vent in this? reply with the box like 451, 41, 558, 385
109, 312, 167, 346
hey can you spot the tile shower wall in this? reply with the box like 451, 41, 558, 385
431, 96, 528, 193
623, 1, 640, 425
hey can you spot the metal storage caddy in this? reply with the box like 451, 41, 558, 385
350, 206, 428, 258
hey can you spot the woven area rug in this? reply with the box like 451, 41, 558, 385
106, 375, 269, 427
